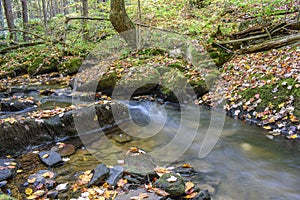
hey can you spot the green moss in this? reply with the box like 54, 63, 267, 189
240, 78, 298, 111
58, 57, 82, 74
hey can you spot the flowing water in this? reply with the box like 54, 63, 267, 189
83, 101, 300, 200
5, 100, 300, 199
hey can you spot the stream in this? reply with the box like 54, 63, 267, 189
98, 101, 300, 199
1, 87, 300, 199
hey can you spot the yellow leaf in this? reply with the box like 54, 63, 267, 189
27, 177, 36, 184
263, 126, 272, 130
185, 181, 194, 193
290, 115, 299, 122
184, 192, 198, 199
290, 134, 298, 139
278, 102, 285, 108
25, 188, 33, 195
182, 163, 192, 168
269, 117, 275, 123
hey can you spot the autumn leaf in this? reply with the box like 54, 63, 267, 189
185, 181, 195, 194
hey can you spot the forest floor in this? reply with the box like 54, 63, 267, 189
0, 0, 300, 199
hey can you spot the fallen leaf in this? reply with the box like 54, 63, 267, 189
25, 188, 33, 195
166, 176, 177, 182
185, 181, 194, 193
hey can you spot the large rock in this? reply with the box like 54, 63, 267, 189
155, 173, 185, 197
0, 102, 128, 155
39, 151, 63, 167
124, 152, 157, 177
0, 101, 36, 112
88, 164, 110, 186
0, 159, 18, 181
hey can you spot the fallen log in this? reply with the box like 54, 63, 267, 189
0, 41, 45, 54
242, 33, 300, 53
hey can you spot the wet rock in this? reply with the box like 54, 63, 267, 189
0, 159, 18, 181
124, 152, 157, 177
173, 166, 197, 177
115, 188, 163, 200
155, 173, 185, 197
57, 144, 76, 157
106, 166, 123, 187
27, 170, 57, 184
198, 184, 215, 194
88, 164, 110, 187
192, 189, 211, 200
47, 190, 58, 199
0, 181, 7, 188
38, 151, 63, 167
111, 133, 132, 144
129, 107, 151, 126
0, 101, 36, 112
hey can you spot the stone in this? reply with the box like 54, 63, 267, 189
124, 152, 157, 177
129, 107, 151, 126
106, 166, 123, 187
0, 101, 36, 112
57, 144, 76, 157
47, 190, 58, 199
0, 159, 18, 181
192, 189, 211, 200
198, 184, 215, 194
88, 164, 110, 187
27, 170, 57, 185
112, 133, 132, 144
154, 173, 185, 197
173, 166, 196, 177
38, 151, 63, 167
0, 181, 7, 188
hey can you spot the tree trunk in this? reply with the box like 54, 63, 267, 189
21, 0, 29, 41
63, 0, 68, 15
41, 0, 47, 31
110, 0, 136, 47
0, 0, 5, 38
3, 0, 16, 41
82, 0, 88, 41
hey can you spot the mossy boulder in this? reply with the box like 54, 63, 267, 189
115, 66, 160, 97
58, 57, 82, 75
155, 173, 185, 197
96, 72, 118, 95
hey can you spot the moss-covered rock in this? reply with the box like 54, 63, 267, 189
155, 173, 185, 197
58, 57, 82, 75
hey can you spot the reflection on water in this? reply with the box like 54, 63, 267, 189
86, 101, 300, 200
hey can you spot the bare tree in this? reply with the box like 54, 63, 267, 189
42, 0, 47, 31
3, 0, 16, 41
82, 0, 88, 40
110, 0, 136, 47
21, 0, 29, 41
